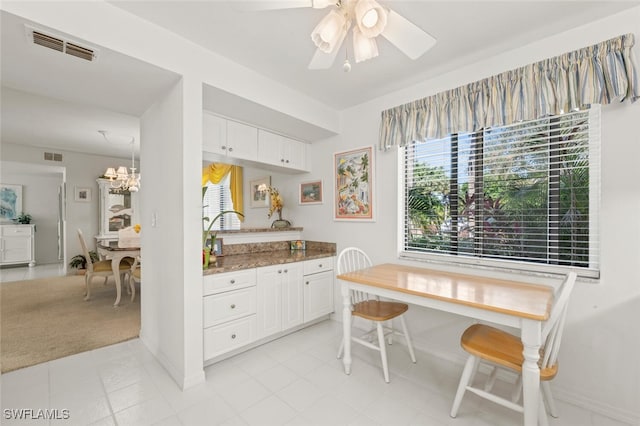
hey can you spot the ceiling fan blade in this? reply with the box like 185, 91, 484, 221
308, 25, 347, 69
233, 0, 333, 11
381, 9, 436, 60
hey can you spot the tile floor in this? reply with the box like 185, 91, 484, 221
0, 320, 632, 426
0, 263, 67, 284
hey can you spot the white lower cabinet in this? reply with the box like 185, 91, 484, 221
0, 224, 36, 267
203, 256, 334, 363
303, 257, 335, 322
256, 262, 303, 339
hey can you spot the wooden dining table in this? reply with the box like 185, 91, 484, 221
97, 241, 140, 307
336, 263, 555, 426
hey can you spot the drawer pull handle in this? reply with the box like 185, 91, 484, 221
228, 147, 234, 152
306, 281, 310, 285
318, 264, 323, 268
231, 334, 236, 339
284, 269, 288, 273
230, 279, 236, 284
230, 304, 236, 309
221, 145, 227, 150
278, 270, 282, 274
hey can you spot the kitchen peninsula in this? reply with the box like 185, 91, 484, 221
202, 228, 336, 364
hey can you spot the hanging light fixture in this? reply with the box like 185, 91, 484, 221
311, 9, 348, 53
99, 130, 141, 192
352, 26, 378, 63
354, 0, 387, 38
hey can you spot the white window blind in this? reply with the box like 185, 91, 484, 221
401, 107, 600, 278
203, 173, 241, 232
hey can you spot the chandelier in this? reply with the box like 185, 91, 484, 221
99, 130, 141, 192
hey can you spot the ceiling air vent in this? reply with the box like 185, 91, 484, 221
25, 25, 98, 62
44, 152, 63, 162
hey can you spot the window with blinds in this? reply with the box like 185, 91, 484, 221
401, 107, 600, 278
203, 173, 241, 232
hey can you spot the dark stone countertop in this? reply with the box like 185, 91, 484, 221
203, 248, 335, 275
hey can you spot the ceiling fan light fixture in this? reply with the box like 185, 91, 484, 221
311, 9, 347, 53
353, 26, 379, 63
354, 0, 387, 38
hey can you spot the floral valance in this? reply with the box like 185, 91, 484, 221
202, 163, 244, 221
379, 33, 639, 150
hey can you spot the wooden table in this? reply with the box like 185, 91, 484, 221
337, 263, 554, 426
97, 242, 140, 307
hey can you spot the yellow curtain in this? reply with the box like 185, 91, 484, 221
202, 163, 244, 221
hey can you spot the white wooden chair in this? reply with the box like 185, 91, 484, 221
77, 229, 131, 301
450, 271, 578, 425
128, 256, 141, 302
336, 247, 416, 383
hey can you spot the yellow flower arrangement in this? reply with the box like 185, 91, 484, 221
267, 186, 284, 220
133, 224, 141, 233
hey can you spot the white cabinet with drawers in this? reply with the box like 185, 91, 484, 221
203, 269, 257, 360
0, 224, 36, 267
203, 255, 335, 364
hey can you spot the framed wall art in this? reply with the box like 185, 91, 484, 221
0, 183, 22, 221
249, 176, 271, 208
74, 186, 92, 202
299, 180, 323, 205
334, 146, 374, 221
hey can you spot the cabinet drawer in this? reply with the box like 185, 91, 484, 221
203, 287, 257, 328
203, 269, 256, 295
303, 257, 334, 275
1, 226, 33, 236
204, 315, 256, 360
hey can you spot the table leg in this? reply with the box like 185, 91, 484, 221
112, 254, 123, 307
521, 319, 542, 426
341, 283, 352, 375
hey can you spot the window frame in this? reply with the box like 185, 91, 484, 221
397, 106, 601, 279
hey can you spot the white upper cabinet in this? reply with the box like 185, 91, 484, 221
257, 129, 308, 172
203, 112, 257, 162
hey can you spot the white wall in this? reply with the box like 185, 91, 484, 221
297, 7, 640, 422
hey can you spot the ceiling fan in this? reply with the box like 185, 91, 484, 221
241, 0, 437, 70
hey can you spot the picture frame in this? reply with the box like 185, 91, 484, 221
0, 183, 23, 222
249, 176, 271, 208
213, 238, 224, 256
74, 186, 92, 203
334, 146, 374, 221
299, 180, 323, 205
290, 240, 306, 250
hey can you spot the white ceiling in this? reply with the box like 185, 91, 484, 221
1, 1, 638, 158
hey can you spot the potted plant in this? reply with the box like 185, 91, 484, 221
14, 212, 32, 224
202, 186, 244, 268
69, 251, 99, 275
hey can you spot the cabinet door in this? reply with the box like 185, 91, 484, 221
227, 120, 258, 161
282, 137, 307, 171
281, 262, 304, 330
203, 113, 228, 155
304, 270, 334, 323
257, 129, 283, 167
256, 266, 282, 339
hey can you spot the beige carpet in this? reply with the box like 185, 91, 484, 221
1, 274, 140, 373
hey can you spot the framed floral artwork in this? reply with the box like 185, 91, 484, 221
299, 180, 323, 205
249, 176, 270, 208
334, 146, 374, 221
74, 186, 92, 202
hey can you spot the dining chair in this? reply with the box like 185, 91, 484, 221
128, 256, 141, 302
77, 229, 132, 301
450, 271, 578, 425
336, 247, 416, 383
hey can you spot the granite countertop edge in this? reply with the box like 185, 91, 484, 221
203, 248, 336, 275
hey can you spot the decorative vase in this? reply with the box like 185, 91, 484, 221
271, 219, 291, 228
202, 249, 211, 269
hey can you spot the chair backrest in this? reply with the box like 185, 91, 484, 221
77, 229, 95, 273
337, 247, 374, 304
540, 271, 578, 369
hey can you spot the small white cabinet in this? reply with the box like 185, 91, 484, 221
303, 257, 335, 322
256, 262, 304, 339
0, 224, 36, 267
96, 179, 139, 243
203, 269, 258, 360
257, 129, 307, 171
203, 112, 258, 162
